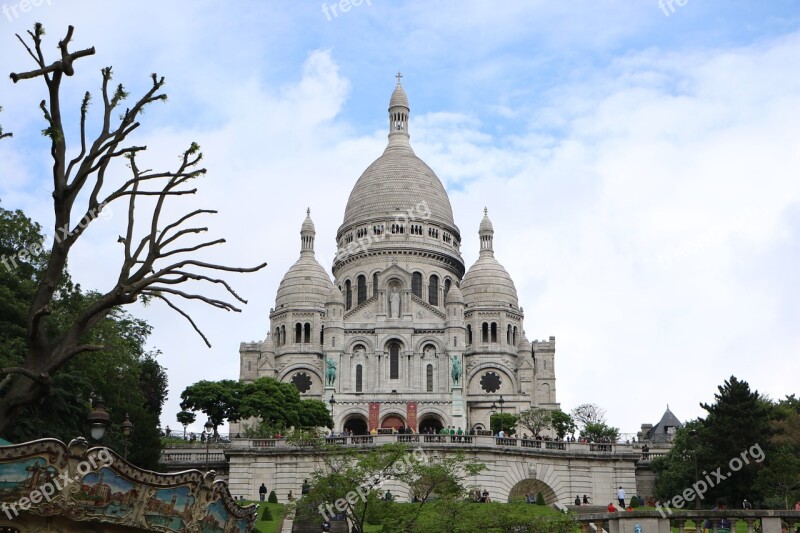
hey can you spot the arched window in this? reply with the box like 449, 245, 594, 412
304, 323, 311, 344
429, 275, 439, 306
295, 323, 302, 344
444, 278, 451, 299
467, 324, 473, 345
280, 325, 286, 346
412, 272, 423, 298
274, 327, 280, 346
356, 365, 363, 392
320, 325, 324, 345
491, 322, 498, 343
389, 342, 400, 380
426, 364, 433, 392
373, 272, 379, 297
481, 322, 489, 343
513, 326, 518, 346
507, 325, 513, 345
357, 275, 367, 305
345, 280, 352, 310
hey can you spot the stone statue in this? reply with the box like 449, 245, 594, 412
325, 357, 337, 387
451, 355, 462, 385
389, 288, 400, 318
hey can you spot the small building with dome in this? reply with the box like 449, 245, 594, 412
236, 77, 559, 435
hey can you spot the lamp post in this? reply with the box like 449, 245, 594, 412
204, 419, 214, 471
87, 397, 111, 442
121, 413, 134, 459
329, 395, 336, 431
689, 429, 701, 509
498, 395, 506, 434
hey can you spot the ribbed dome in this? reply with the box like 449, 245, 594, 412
341, 148, 456, 229
275, 211, 334, 309
479, 210, 494, 232
461, 255, 519, 308
275, 255, 334, 309
327, 285, 345, 305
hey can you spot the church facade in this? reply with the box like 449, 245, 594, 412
236, 78, 559, 435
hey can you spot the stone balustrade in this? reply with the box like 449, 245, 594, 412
224, 434, 634, 456
574, 510, 800, 533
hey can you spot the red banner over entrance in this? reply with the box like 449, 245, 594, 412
406, 402, 418, 432
369, 402, 380, 432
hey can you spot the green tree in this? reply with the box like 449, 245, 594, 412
1, 203, 166, 468
302, 442, 485, 533
755, 445, 800, 509
580, 421, 620, 443
517, 407, 552, 437
0, 24, 265, 433
550, 410, 576, 439
652, 420, 706, 503
179, 379, 241, 432
176, 410, 196, 439
698, 376, 771, 505
490, 413, 518, 436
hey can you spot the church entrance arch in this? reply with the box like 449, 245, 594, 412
380, 415, 406, 431
343, 415, 368, 435
418, 415, 443, 434
507, 479, 558, 504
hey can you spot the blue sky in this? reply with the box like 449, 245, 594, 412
1, 1, 799, 436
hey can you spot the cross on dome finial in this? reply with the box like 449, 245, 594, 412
484, 207, 488, 216
307, 207, 311, 216
395, 71, 403, 85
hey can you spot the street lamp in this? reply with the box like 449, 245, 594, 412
121, 413, 134, 459
204, 419, 214, 471
498, 396, 506, 433
329, 395, 336, 430
689, 430, 701, 509
87, 397, 111, 441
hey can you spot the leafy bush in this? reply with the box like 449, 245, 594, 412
629, 495, 640, 508
268, 490, 278, 504
261, 505, 274, 521
536, 492, 546, 505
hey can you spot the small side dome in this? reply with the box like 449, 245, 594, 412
517, 331, 531, 352
262, 334, 274, 353
301, 208, 315, 234
327, 285, 345, 306
461, 256, 519, 308
445, 284, 464, 305
479, 208, 494, 233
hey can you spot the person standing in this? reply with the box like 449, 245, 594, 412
617, 486, 625, 507
259, 483, 267, 501
575, 495, 581, 506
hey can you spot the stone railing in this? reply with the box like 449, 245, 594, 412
227, 434, 634, 455
574, 510, 800, 533
161, 451, 226, 464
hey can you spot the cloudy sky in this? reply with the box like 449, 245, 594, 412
1, 1, 798, 436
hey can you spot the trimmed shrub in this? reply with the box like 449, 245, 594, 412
261, 505, 274, 521
536, 492, 546, 506
268, 490, 278, 504
630, 495, 640, 508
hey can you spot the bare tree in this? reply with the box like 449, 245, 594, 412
571, 403, 607, 428
0, 24, 266, 433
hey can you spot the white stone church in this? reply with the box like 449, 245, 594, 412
236, 78, 559, 435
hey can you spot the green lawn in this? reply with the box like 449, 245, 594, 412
240, 501, 285, 533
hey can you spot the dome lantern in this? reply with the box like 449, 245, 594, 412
388, 72, 410, 140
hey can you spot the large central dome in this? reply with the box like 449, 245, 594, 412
341, 145, 456, 230
333, 78, 463, 278
340, 81, 457, 232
